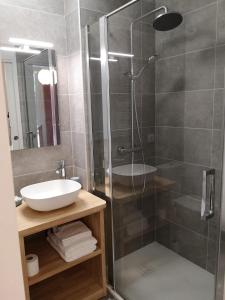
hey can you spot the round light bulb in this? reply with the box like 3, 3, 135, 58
38, 69, 51, 85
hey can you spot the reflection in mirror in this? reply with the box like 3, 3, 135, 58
1, 47, 60, 150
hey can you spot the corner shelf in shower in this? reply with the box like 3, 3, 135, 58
98, 175, 176, 202
16, 190, 107, 300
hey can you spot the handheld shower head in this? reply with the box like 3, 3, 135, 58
131, 54, 158, 80
148, 55, 158, 63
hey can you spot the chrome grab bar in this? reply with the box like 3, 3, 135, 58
201, 169, 215, 220
117, 146, 143, 154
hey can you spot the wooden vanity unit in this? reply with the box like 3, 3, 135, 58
16, 190, 107, 300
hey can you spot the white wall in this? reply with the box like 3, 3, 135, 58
0, 62, 25, 300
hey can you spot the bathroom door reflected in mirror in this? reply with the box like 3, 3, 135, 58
1, 48, 60, 150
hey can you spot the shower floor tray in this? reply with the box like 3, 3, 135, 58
115, 242, 214, 300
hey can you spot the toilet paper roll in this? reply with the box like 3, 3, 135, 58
26, 254, 39, 277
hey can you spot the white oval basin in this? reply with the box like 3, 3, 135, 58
20, 179, 81, 212
112, 164, 157, 177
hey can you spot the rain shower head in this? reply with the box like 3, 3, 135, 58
153, 11, 183, 31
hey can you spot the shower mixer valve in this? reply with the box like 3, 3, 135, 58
117, 146, 143, 154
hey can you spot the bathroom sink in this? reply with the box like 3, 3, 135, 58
20, 179, 81, 212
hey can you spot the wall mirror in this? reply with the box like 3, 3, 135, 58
0, 46, 60, 150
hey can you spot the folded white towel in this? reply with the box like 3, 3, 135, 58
53, 221, 92, 247
47, 236, 96, 262
47, 231, 97, 256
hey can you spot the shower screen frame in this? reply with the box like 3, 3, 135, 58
90, 1, 225, 299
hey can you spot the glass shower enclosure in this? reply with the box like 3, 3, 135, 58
85, 0, 225, 299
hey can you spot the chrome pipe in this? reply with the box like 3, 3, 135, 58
105, 0, 139, 18
131, 6, 167, 25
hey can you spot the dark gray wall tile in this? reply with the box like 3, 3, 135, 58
93, 131, 104, 169
156, 55, 185, 92
213, 89, 225, 130
156, 48, 215, 92
108, 15, 132, 54
156, 90, 214, 129
211, 130, 224, 170
141, 126, 156, 159
156, 4, 216, 58
91, 94, 103, 133
156, 127, 184, 160
142, 94, 155, 127
141, 22, 155, 59
110, 93, 131, 131
217, 0, 225, 46
116, 1, 141, 20
109, 58, 131, 93
156, 20, 185, 58
90, 60, 102, 93
156, 217, 208, 268
184, 90, 214, 128
184, 129, 211, 165
207, 239, 218, 274
157, 191, 208, 236
141, 61, 155, 94
156, 0, 216, 14
184, 48, 215, 91
156, 92, 185, 127
215, 45, 225, 89
185, 4, 216, 53
155, 160, 184, 193
141, 0, 155, 15
182, 163, 209, 196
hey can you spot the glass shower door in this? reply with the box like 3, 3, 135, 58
87, 0, 225, 299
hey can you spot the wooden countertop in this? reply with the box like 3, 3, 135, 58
17, 190, 106, 237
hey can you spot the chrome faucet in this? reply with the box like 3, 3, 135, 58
56, 160, 66, 179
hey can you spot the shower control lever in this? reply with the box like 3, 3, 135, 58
117, 146, 143, 154
201, 169, 215, 220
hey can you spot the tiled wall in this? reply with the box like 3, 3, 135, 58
5, 0, 94, 193
8, 0, 132, 194
64, 0, 90, 190
107, 1, 157, 258
84, 0, 158, 258
1, 0, 75, 194
154, 0, 225, 273
79, 0, 132, 190
85, 0, 225, 272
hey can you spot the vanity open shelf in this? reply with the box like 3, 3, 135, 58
16, 190, 107, 300
26, 234, 102, 286
30, 256, 104, 300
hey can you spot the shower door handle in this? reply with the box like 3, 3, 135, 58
201, 169, 215, 220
